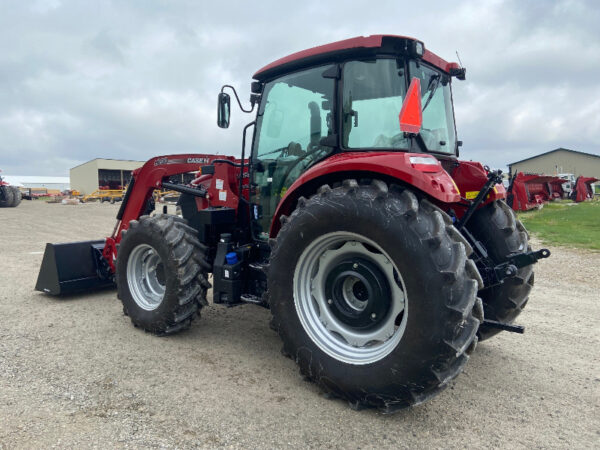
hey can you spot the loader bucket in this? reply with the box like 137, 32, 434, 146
35, 240, 115, 295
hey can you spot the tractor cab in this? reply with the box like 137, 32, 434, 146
219, 35, 465, 239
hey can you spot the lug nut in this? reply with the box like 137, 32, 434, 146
352, 263, 358, 269
371, 313, 377, 319
327, 299, 333, 305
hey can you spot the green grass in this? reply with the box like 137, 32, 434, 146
517, 199, 600, 250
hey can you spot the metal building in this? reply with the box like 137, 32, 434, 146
2, 175, 70, 192
70, 159, 144, 195
508, 148, 600, 178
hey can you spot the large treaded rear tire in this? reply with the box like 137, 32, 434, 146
10, 187, 22, 207
466, 200, 534, 340
0, 186, 14, 207
268, 180, 483, 412
117, 214, 211, 335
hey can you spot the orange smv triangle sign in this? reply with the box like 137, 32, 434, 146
399, 77, 422, 134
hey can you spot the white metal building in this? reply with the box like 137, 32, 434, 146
2, 175, 70, 191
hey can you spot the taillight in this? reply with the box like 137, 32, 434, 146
409, 155, 441, 172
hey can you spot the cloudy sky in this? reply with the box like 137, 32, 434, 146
1, 0, 599, 176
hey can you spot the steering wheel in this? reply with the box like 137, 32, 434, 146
275, 145, 326, 196
285, 141, 304, 157
259, 145, 293, 159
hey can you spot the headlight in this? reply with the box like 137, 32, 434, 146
412, 40, 425, 57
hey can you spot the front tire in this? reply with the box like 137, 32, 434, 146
268, 180, 483, 412
117, 215, 211, 335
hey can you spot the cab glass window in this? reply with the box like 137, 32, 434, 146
252, 65, 335, 239
409, 61, 456, 154
342, 59, 408, 149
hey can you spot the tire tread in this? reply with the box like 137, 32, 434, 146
269, 180, 481, 412
118, 214, 211, 336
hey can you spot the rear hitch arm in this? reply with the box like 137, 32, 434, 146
493, 248, 551, 280
455, 169, 504, 231
482, 319, 525, 334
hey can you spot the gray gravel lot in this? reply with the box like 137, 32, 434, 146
1, 200, 599, 449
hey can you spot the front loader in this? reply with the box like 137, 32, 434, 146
36, 35, 549, 412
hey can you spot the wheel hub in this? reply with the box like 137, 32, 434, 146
294, 232, 408, 365
325, 258, 391, 329
126, 244, 166, 311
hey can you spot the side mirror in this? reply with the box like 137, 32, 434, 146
217, 92, 231, 128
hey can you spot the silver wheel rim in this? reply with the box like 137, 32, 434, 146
293, 232, 408, 365
127, 244, 166, 311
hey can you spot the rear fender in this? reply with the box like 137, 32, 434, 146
270, 152, 460, 237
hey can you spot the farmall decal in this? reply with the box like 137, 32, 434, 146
153, 157, 169, 166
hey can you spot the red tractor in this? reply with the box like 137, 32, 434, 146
36, 35, 549, 412
0, 171, 23, 208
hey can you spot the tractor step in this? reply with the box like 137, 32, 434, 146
35, 240, 115, 295
222, 294, 266, 308
482, 319, 525, 334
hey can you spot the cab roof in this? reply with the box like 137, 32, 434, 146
253, 35, 460, 81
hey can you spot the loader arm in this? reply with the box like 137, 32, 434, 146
36, 153, 247, 295
102, 153, 243, 273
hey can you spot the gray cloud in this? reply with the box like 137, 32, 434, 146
0, 0, 598, 175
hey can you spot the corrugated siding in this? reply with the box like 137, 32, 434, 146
69, 159, 144, 195
509, 150, 600, 177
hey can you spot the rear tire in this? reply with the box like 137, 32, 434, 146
117, 215, 211, 335
10, 187, 22, 207
268, 180, 483, 412
466, 200, 534, 340
0, 186, 14, 207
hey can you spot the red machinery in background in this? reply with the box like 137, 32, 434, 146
547, 177, 566, 200
507, 172, 559, 211
572, 176, 598, 202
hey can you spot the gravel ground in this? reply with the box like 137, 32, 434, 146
0, 200, 598, 449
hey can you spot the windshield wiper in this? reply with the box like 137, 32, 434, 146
421, 74, 440, 112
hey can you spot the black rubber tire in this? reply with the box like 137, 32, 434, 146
117, 214, 211, 335
268, 180, 483, 412
0, 186, 14, 207
466, 200, 534, 340
10, 187, 22, 207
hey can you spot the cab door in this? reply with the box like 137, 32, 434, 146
251, 65, 336, 240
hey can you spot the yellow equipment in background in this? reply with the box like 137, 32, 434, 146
81, 189, 125, 204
